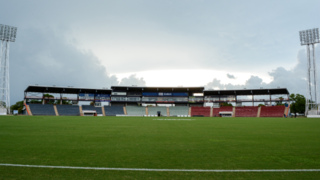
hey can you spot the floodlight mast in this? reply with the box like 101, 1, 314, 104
0, 24, 17, 115
299, 28, 320, 116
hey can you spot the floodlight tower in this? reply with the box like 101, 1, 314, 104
299, 28, 320, 116
0, 24, 17, 115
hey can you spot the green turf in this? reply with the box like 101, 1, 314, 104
0, 116, 320, 179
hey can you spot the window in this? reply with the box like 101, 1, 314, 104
111, 92, 126, 96
111, 97, 127, 101
127, 97, 141, 101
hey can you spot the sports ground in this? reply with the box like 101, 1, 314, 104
0, 116, 320, 179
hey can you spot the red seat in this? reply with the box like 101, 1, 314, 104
235, 106, 258, 117
260, 106, 285, 117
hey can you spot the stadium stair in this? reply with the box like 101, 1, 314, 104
123, 106, 127, 115
232, 107, 235, 117
54, 105, 59, 116
188, 107, 191, 116
79, 106, 83, 116
146, 107, 148, 115
24, 103, 32, 116
167, 107, 170, 116
102, 107, 106, 116
210, 107, 213, 117
257, 106, 261, 117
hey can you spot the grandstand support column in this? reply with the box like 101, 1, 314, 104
269, 94, 271, 105
252, 94, 254, 106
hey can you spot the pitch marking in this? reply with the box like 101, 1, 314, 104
0, 163, 320, 172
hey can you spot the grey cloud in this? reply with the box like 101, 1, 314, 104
119, 74, 146, 86
205, 46, 319, 95
226, 73, 236, 79
9, 27, 143, 104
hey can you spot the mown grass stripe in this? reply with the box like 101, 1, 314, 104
1, 163, 320, 172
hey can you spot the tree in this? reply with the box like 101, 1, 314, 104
43, 94, 55, 104
221, 102, 233, 106
275, 97, 284, 105
289, 94, 305, 115
10, 101, 24, 114
0, 101, 6, 107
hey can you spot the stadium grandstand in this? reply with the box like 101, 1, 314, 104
23, 85, 290, 117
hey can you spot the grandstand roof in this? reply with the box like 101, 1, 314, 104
24, 85, 112, 94
111, 86, 204, 92
204, 88, 289, 96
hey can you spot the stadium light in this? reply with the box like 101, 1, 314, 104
0, 24, 17, 42
299, 28, 320, 116
0, 24, 17, 115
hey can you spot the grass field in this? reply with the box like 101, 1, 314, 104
0, 116, 320, 179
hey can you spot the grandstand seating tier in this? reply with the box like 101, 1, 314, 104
29, 104, 56, 116
260, 106, 285, 117
148, 107, 167, 116
56, 105, 80, 116
126, 106, 146, 116
212, 106, 233, 117
82, 105, 103, 114
235, 106, 258, 117
104, 106, 124, 116
191, 107, 210, 117
169, 106, 189, 116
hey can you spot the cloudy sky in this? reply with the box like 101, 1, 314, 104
1, 0, 320, 104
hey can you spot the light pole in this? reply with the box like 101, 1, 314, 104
0, 24, 17, 115
299, 28, 320, 116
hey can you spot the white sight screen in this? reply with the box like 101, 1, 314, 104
299, 28, 320, 45
0, 24, 18, 42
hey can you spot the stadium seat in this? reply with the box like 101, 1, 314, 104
212, 106, 233, 117
148, 107, 167, 116
29, 104, 56, 116
260, 106, 285, 117
82, 105, 103, 115
126, 106, 146, 116
169, 106, 189, 116
235, 106, 258, 117
104, 106, 124, 116
56, 105, 80, 116
191, 107, 210, 117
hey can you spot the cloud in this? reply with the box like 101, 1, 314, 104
205, 45, 320, 96
9, 27, 144, 104
119, 74, 146, 86
226, 73, 236, 79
